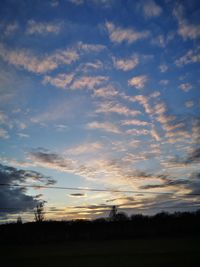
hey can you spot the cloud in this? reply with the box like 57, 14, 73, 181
17, 133, 30, 138
66, 142, 103, 155
105, 22, 150, 44
26, 20, 62, 35
192, 119, 200, 144
28, 148, 155, 187
185, 101, 194, 108
77, 42, 106, 53
173, 4, 200, 40
0, 163, 55, 217
184, 147, 200, 164
69, 0, 114, 7
126, 129, 149, 136
142, 0, 162, 18
140, 172, 200, 196
80, 60, 103, 72
130, 94, 153, 114
160, 79, 169, 86
87, 121, 121, 134
89, 0, 114, 7
0, 111, 8, 125
159, 64, 168, 73
175, 46, 200, 66
69, 0, 84, 5
112, 55, 139, 71
0, 128, 9, 139
122, 119, 149, 126
128, 75, 148, 89
43, 73, 74, 89
179, 83, 192, 92
154, 102, 167, 116
150, 91, 160, 98
50, 0, 59, 6
93, 85, 119, 98
96, 101, 141, 117
151, 35, 166, 47
151, 125, 161, 141
28, 149, 75, 172
69, 193, 86, 197
0, 43, 79, 74
3, 22, 18, 36
14, 147, 196, 201
71, 75, 108, 90
167, 146, 200, 167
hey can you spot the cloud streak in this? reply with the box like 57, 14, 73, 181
105, 22, 150, 44
128, 75, 148, 89
26, 20, 62, 35
0, 44, 79, 74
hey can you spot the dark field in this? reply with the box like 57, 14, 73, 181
1, 237, 199, 267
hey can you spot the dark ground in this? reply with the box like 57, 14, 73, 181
1, 236, 199, 267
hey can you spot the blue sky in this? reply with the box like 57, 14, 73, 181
0, 0, 200, 222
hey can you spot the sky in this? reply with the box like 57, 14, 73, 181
0, 0, 200, 222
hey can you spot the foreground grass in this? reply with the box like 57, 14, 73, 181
1, 236, 199, 267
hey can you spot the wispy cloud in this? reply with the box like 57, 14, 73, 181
159, 64, 168, 73
151, 125, 161, 141
142, 0, 162, 18
43, 73, 74, 89
121, 119, 149, 126
128, 75, 148, 89
93, 85, 119, 98
69, 0, 114, 7
173, 4, 200, 40
160, 79, 169, 86
0, 111, 8, 125
77, 41, 106, 53
68, 0, 84, 5
185, 101, 194, 108
96, 101, 141, 117
28, 149, 75, 172
167, 147, 200, 166
66, 142, 103, 155
26, 20, 62, 35
130, 94, 153, 115
179, 83, 192, 92
3, 22, 18, 36
17, 133, 30, 138
69, 193, 86, 197
175, 46, 200, 66
70, 75, 108, 90
0, 44, 79, 74
105, 22, 150, 44
79, 60, 103, 72
0, 128, 9, 139
87, 121, 121, 133
112, 55, 139, 71
126, 128, 149, 136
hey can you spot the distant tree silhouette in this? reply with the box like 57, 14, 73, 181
114, 212, 129, 221
17, 216, 22, 224
109, 205, 117, 221
34, 202, 45, 222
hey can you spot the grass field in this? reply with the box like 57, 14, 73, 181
1, 237, 199, 267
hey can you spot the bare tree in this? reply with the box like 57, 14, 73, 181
34, 202, 45, 222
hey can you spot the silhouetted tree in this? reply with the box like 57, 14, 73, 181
17, 216, 22, 224
115, 212, 129, 221
34, 202, 45, 222
109, 205, 117, 221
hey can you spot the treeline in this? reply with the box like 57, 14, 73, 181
1, 210, 200, 244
